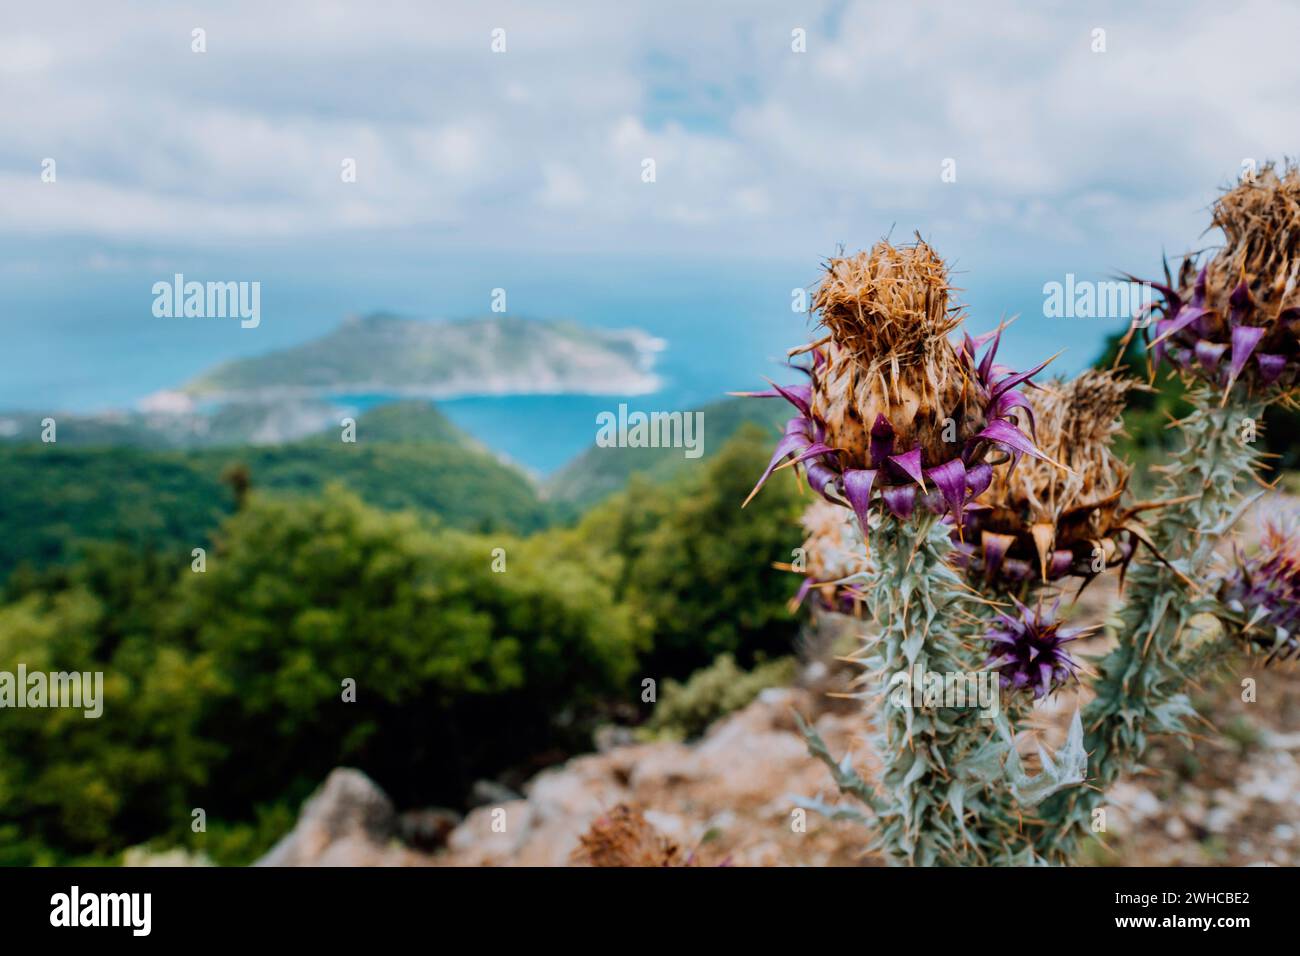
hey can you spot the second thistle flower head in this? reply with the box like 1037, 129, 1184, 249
743, 238, 1057, 538
982, 597, 1086, 699
1219, 520, 1300, 662
1149, 162, 1300, 397
957, 369, 1142, 583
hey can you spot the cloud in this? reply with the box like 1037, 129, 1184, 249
1, 0, 1297, 265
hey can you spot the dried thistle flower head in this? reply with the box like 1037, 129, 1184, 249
1150, 162, 1300, 396
958, 369, 1140, 582
793, 498, 871, 614
741, 237, 1057, 539
570, 804, 698, 867
1219, 519, 1300, 663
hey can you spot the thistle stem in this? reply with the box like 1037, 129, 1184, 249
860, 514, 1018, 865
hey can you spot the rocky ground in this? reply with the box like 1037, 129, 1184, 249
257, 656, 1299, 867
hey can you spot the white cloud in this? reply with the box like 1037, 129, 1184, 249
0, 0, 1296, 267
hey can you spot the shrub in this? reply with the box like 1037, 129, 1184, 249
639, 653, 797, 741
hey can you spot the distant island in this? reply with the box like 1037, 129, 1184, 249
0, 313, 667, 451
181, 313, 665, 402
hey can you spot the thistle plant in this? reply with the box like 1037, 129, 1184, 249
744, 163, 1300, 867
1146, 163, 1300, 394
746, 238, 1059, 865
1033, 163, 1300, 859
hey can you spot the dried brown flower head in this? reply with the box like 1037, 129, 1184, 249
570, 804, 698, 867
1150, 162, 1300, 396
959, 369, 1142, 582
743, 238, 1056, 537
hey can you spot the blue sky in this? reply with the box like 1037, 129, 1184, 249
1, 0, 1298, 411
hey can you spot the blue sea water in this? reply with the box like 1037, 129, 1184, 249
0, 241, 1134, 475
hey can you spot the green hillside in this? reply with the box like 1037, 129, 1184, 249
543, 395, 793, 513
318, 399, 475, 447
0, 402, 544, 581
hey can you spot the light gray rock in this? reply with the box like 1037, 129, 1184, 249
256, 768, 429, 867
469, 779, 522, 808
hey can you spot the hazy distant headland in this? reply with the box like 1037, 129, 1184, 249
1, 314, 668, 454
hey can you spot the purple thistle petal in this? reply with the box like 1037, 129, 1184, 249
1151, 304, 1209, 347
925, 458, 968, 530
1228, 324, 1266, 386
993, 389, 1037, 438
919, 487, 947, 513
965, 462, 993, 498
991, 353, 1055, 399
869, 414, 895, 468
974, 418, 1049, 463
981, 531, 1015, 578
960, 333, 978, 365
804, 460, 840, 499
792, 578, 814, 608
1033, 667, 1051, 698
1229, 280, 1254, 318
881, 484, 916, 519
1049, 550, 1075, 577
1194, 339, 1228, 370
1192, 267, 1208, 308
887, 448, 926, 488
744, 425, 810, 505
784, 441, 839, 468
1002, 558, 1035, 580
841, 468, 878, 536
1257, 352, 1287, 384
978, 325, 1004, 382
765, 381, 812, 415
1152, 317, 1172, 367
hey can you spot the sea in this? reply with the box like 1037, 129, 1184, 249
0, 242, 1132, 475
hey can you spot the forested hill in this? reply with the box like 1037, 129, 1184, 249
0, 401, 545, 581
543, 396, 791, 512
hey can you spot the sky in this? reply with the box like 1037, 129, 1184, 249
1, 0, 1298, 413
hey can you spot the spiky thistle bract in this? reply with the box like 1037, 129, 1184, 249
1219, 519, 1300, 663
981, 596, 1088, 699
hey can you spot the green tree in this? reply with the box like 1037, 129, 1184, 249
173, 485, 640, 812
0, 554, 220, 864
579, 424, 804, 677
